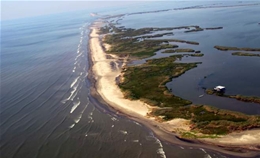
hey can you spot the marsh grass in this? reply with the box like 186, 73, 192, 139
232, 52, 260, 57
100, 23, 260, 135
214, 46, 260, 51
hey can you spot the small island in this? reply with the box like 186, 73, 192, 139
232, 52, 260, 57
214, 45, 260, 51
205, 27, 223, 30
184, 26, 223, 33
206, 89, 260, 104
161, 48, 195, 53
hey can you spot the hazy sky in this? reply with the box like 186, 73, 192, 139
2, 0, 258, 21
1, 1, 141, 21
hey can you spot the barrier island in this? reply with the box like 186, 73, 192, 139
100, 22, 260, 135
90, 20, 260, 156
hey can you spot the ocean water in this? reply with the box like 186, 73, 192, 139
0, 2, 258, 158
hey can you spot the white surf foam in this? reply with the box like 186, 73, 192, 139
157, 148, 166, 158
74, 60, 79, 66
75, 52, 83, 61
70, 99, 80, 113
69, 123, 75, 129
204, 154, 212, 158
119, 130, 128, 135
61, 86, 77, 103
70, 76, 80, 88
111, 117, 119, 121
133, 121, 142, 126
200, 148, 207, 153
149, 132, 167, 158
74, 102, 89, 123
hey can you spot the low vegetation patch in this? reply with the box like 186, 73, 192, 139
99, 22, 260, 135
146, 39, 199, 45
232, 52, 260, 57
181, 132, 221, 139
214, 45, 260, 51
162, 49, 177, 53
175, 49, 195, 52
190, 53, 204, 57
205, 27, 223, 30
120, 56, 260, 134
206, 89, 260, 104
161, 48, 195, 53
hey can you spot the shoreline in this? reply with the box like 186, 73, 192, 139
88, 20, 260, 157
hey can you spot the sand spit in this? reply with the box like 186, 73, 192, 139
89, 21, 149, 117
89, 20, 260, 157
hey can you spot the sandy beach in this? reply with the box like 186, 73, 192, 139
89, 20, 260, 157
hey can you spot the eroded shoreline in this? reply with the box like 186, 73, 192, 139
88, 20, 260, 157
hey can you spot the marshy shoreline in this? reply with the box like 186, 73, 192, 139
88, 20, 260, 157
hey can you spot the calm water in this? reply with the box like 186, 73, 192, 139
119, 2, 260, 115
0, 2, 259, 158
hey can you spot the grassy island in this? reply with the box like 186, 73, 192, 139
175, 49, 195, 52
205, 27, 223, 30
232, 52, 260, 57
145, 39, 200, 45
183, 26, 223, 33
99, 23, 260, 135
100, 24, 200, 58
190, 53, 204, 57
161, 49, 177, 53
184, 27, 204, 33
119, 56, 260, 134
162, 48, 195, 53
214, 45, 260, 51
206, 89, 260, 104
140, 32, 174, 38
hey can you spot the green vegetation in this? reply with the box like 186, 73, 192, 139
206, 89, 260, 104
101, 24, 199, 58
183, 26, 223, 33
162, 49, 177, 53
104, 34, 170, 58
146, 39, 199, 45
232, 52, 260, 57
181, 132, 221, 139
162, 49, 203, 57
214, 45, 260, 51
205, 27, 223, 30
120, 56, 260, 134
229, 95, 260, 104
190, 53, 204, 57
99, 22, 260, 135
141, 32, 174, 38
205, 89, 215, 95
99, 25, 110, 34
185, 26, 204, 33
175, 49, 195, 52
120, 55, 199, 102
161, 48, 195, 53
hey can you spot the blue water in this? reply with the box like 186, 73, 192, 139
117, 2, 260, 114
1, 2, 258, 158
